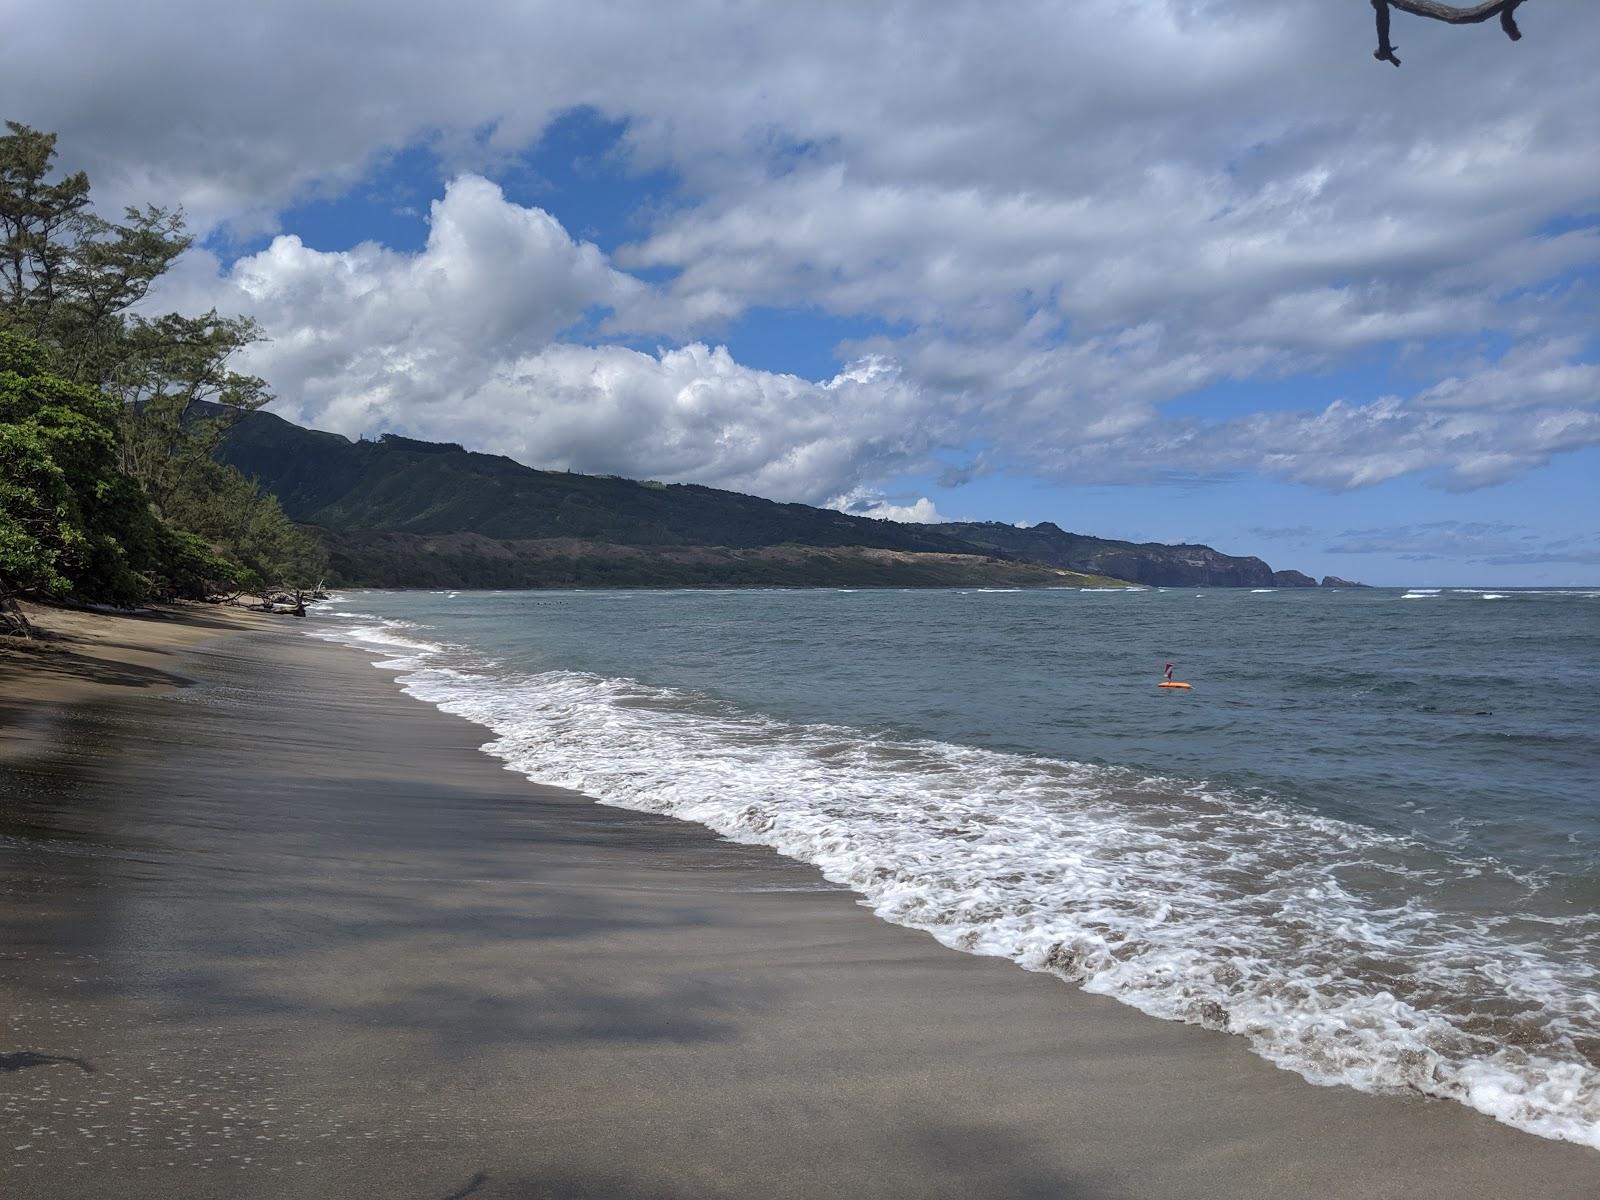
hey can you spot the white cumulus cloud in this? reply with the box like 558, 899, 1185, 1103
828, 489, 949, 524
156, 180, 941, 503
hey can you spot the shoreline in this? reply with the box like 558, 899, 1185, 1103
1, 610, 1595, 1197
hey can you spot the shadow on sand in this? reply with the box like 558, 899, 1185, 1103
0, 1050, 98, 1074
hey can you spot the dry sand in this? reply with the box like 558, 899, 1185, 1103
0, 600, 272, 708
1, 605, 1595, 1198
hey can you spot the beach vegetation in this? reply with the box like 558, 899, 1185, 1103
0, 122, 325, 626
0, 330, 179, 617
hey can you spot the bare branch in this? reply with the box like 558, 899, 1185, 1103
0, 591, 35, 638
1372, 0, 1526, 66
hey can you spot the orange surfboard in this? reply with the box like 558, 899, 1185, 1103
1158, 681, 1193, 689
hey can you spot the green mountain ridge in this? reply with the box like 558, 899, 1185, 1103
217, 410, 1337, 590
313, 530, 1105, 591
223, 412, 980, 553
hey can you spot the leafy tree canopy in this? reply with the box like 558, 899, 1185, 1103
0, 329, 172, 608
0, 122, 325, 625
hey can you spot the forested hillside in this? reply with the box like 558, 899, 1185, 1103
220, 410, 980, 552
216, 413, 1125, 589
218, 411, 1331, 591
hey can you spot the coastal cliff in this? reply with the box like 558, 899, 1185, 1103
927, 521, 1321, 589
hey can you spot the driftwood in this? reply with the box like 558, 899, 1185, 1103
1372, 0, 1526, 66
248, 586, 311, 617
1, 578, 323, 634
1, 591, 33, 638
0, 579, 328, 633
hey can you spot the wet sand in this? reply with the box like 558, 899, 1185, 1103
1, 612, 1596, 1198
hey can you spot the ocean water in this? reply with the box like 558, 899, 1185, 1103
311, 586, 1600, 1148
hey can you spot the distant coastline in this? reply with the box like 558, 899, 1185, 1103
217, 410, 1352, 592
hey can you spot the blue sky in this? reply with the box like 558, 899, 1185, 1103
10, 1, 1597, 585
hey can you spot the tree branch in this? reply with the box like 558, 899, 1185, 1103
1372, 0, 1526, 66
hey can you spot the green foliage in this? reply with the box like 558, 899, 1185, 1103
1, 123, 269, 456
154, 527, 244, 599
161, 453, 326, 590
0, 122, 327, 605
1, 122, 188, 383
109, 311, 271, 509
0, 420, 76, 595
0, 328, 323, 605
0, 329, 164, 604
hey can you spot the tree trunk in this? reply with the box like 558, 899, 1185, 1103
0, 590, 35, 638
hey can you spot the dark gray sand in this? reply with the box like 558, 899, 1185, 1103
2, 621, 1596, 1199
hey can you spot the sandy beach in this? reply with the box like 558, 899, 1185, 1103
2, 606, 1596, 1199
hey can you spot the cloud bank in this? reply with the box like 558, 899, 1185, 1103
11, 0, 1598, 505
1326, 522, 1600, 566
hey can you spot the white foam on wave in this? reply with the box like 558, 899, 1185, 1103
1511, 590, 1600, 598
309, 607, 1600, 1150
307, 619, 445, 661
1250, 589, 1275, 593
